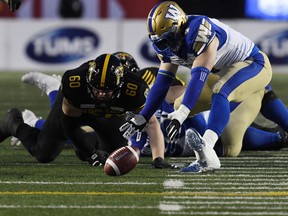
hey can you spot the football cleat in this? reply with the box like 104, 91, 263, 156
22, 72, 61, 95
180, 161, 202, 173
184, 128, 221, 172
0, 108, 23, 143
11, 109, 41, 146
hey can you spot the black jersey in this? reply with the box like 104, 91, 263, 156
61, 60, 149, 118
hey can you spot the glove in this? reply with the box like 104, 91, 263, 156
7, 0, 22, 11
119, 114, 147, 141
125, 111, 135, 121
164, 104, 190, 141
88, 150, 109, 166
151, 157, 179, 169
166, 119, 181, 141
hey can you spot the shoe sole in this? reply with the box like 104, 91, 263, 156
186, 128, 205, 152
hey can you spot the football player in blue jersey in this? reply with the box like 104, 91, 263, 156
132, 70, 288, 158
120, 1, 275, 173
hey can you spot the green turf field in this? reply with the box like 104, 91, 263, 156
0, 72, 288, 216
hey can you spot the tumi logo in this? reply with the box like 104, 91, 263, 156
256, 29, 288, 65
26, 27, 99, 64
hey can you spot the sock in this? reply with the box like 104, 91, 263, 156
206, 94, 230, 145
202, 129, 219, 148
48, 90, 58, 109
261, 98, 288, 132
35, 119, 45, 130
243, 126, 283, 150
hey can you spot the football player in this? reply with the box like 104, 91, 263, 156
2, 0, 22, 11
0, 54, 151, 166
114, 52, 288, 157
3, 53, 177, 169
120, 1, 274, 173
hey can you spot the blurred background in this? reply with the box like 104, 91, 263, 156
0, 0, 288, 73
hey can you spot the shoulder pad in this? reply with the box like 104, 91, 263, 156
136, 67, 158, 86
193, 18, 214, 55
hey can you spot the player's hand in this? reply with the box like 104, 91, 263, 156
166, 119, 181, 141
88, 150, 109, 166
151, 157, 179, 169
119, 114, 147, 140
163, 105, 190, 141
8, 0, 22, 11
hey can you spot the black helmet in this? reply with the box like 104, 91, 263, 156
113, 51, 140, 73
87, 53, 124, 102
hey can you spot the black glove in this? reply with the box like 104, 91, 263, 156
166, 119, 181, 141
151, 157, 179, 169
88, 150, 109, 166
8, 0, 22, 11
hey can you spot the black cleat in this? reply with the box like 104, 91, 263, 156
0, 108, 24, 143
279, 127, 288, 148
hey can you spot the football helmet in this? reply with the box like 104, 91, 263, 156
147, 1, 187, 51
113, 52, 139, 73
87, 54, 124, 102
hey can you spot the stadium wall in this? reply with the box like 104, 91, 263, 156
0, 19, 288, 73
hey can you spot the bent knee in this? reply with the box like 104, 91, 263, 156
222, 146, 242, 157
35, 155, 55, 163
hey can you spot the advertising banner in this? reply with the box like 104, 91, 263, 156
0, 19, 288, 73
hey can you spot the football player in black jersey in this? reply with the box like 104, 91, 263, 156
0, 53, 178, 168
0, 53, 151, 166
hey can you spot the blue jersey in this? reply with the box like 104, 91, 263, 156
155, 15, 259, 70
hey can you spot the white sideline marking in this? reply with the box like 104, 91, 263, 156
0, 181, 156, 185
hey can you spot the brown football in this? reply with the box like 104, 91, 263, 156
104, 146, 140, 176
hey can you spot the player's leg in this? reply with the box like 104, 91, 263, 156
260, 86, 288, 132
22, 72, 61, 108
221, 90, 264, 156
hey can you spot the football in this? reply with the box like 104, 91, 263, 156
104, 146, 140, 176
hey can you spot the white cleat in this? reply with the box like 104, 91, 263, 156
10, 109, 41, 146
22, 72, 61, 95
181, 128, 221, 173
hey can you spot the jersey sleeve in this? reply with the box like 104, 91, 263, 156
188, 16, 216, 56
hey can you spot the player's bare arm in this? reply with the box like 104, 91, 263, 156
62, 97, 82, 117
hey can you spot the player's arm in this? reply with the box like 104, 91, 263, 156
2, 0, 22, 11
61, 97, 108, 166
145, 115, 165, 160
140, 62, 178, 120
166, 37, 219, 140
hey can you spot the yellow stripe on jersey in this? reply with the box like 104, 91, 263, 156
100, 54, 111, 88
142, 70, 156, 85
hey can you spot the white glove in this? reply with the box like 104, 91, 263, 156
119, 114, 148, 141
166, 104, 190, 125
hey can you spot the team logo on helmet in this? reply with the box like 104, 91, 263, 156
147, 1, 187, 52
